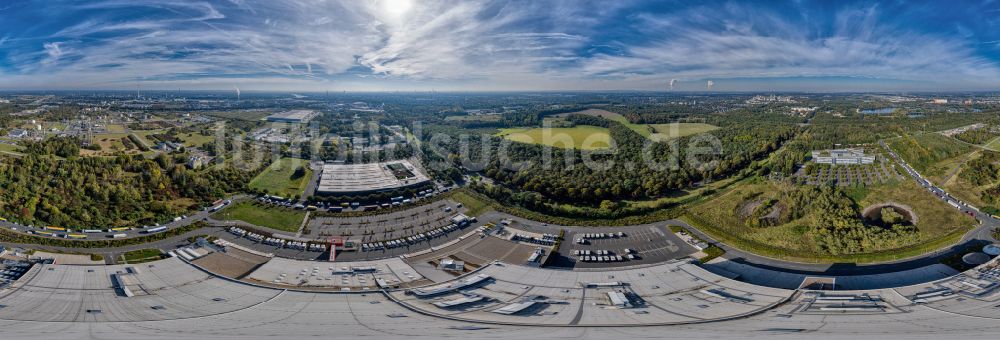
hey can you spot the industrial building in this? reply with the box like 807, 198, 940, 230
812, 148, 876, 165
316, 160, 431, 195
265, 109, 317, 124
6, 129, 28, 139
0, 243, 999, 338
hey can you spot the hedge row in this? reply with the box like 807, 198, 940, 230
0, 222, 213, 249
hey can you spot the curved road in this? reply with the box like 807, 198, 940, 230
0, 194, 250, 240
673, 141, 999, 276
0, 226, 224, 265
1, 143, 997, 283
460, 139, 1000, 278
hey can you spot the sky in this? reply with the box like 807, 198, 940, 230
1, 0, 999, 92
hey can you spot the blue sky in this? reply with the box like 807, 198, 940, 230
1, 0, 999, 91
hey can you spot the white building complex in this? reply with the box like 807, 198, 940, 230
317, 160, 431, 195
812, 148, 876, 165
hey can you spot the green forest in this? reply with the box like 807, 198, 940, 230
734, 185, 919, 255
0, 138, 252, 228
953, 126, 999, 145
427, 114, 796, 205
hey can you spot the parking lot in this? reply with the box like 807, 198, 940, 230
305, 200, 465, 242
794, 158, 902, 186
549, 225, 697, 269
211, 212, 488, 262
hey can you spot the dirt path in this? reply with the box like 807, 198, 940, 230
941, 150, 978, 186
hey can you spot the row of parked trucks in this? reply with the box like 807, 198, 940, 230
575, 232, 627, 245
511, 233, 559, 246
573, 248, 637, 262
30, 224, 171, 239
227, 227, 329, 252
258, 189, 440, 213
890, 142, 988, 220
11, 212, 192, 240
361, 221, 463, 252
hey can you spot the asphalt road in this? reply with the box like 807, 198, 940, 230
302, 160, 323, 199
2, 143, 996, 280
0, 226, 224, 265
880, 140, 1000, 234
0, 194, 249, 241
671, 141, 1000, 276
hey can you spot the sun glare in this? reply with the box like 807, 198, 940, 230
382, 0, 413, 17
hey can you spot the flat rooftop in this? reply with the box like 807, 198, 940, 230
266, 109, 316, 122
317, 160, 430, 195
392, 260, 794, 325
2, 257, 1000, 337
246, 256, 425, 290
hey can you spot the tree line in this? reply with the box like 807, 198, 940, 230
0, 147, 253, 228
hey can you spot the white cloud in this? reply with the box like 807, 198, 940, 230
0, 0, 998, 91
43, 42, 63, 58
356, 1, 592, 80
309, 16, 332, 26
575, 4, 1000, 88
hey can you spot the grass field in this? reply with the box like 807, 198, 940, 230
859, 181, 975, 238
560, 108, 652, 137
131, 129, 164, 146
0, 143, 24, 156
617, 176, 737, 209
178, 132, 216, 147
986, 136, 1000, 151
941, 150, 1000, 208
212, 201, 306, 232
648, 123, 720, 141
558, 109, 719, 141
888, 133, 971, 175
686, 179, 975, 263
119, 248, 163, 264
450, 190, 494, 216
83, 133, 138, 155
496, 126, 612, 150
943, 169, 990, 207
105, 124, 127, 133
249, 158, 312, 198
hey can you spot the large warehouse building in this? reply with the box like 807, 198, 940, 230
317, 160, 431, 195
265, 109, 317, 124
812, 148, 876, 165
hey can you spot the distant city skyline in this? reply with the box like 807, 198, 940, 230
1, 0, 999, 92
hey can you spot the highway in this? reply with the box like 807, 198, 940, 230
0, 142, 995, 283
0, 195, 246, 241
0, 225, 223, 265
880, 140, 1000, 231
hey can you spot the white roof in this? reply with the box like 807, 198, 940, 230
607, 291, 630, 307
317, 160, 430, 194
491, 301, 537, 315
